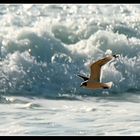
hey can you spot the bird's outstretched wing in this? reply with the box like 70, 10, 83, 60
77, 74, 89, 81
89, 55, 118, 82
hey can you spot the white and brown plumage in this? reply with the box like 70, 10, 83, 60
77, 55, 118, 89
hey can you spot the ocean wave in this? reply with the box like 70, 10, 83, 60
0, 4, 139, 98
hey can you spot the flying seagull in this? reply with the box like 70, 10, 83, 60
77, 55, 118, 89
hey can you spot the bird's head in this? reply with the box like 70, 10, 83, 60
80, 81, 87, 87
113, 54, 119, 58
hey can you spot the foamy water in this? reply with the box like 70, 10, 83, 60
0, 4, 139, 135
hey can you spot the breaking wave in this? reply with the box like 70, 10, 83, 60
0, 4, 139, 98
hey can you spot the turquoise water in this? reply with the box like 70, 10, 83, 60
0, 4, 139, 135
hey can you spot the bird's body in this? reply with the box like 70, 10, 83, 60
81, 80, 113, 89
78, 54, 118, 89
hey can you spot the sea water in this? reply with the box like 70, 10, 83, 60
0, 4, 140, 136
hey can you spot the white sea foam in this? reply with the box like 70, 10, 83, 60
0, 4, 139, 97
0, 4, 140, 136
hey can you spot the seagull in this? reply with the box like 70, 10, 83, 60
77, 55, 118, 89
